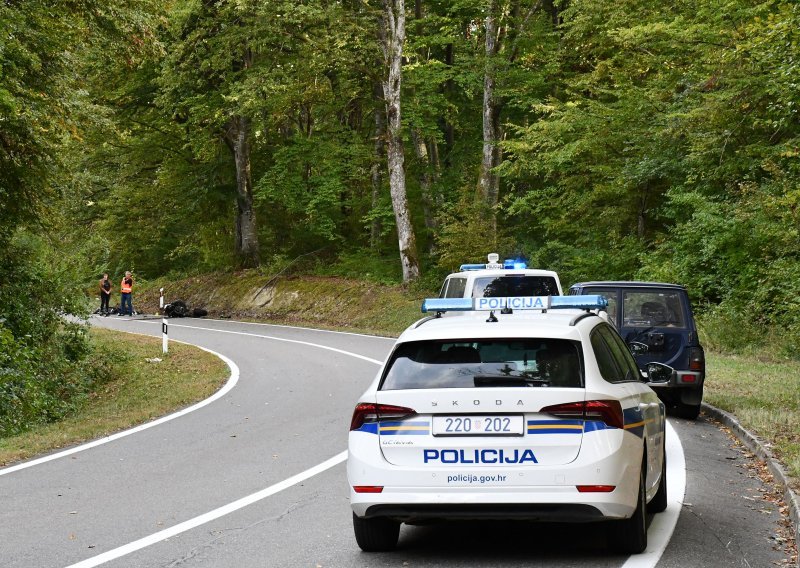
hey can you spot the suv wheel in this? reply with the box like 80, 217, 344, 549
676, 402, 701, 420
353, 513, 400, 551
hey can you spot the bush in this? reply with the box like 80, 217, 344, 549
0, 232, 117, 437
696, 305, 768, 355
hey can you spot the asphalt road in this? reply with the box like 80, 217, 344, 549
0, 316, 792, 567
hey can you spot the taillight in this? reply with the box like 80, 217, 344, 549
540, 401, 585, 420
541, 400, 625, 430
576, 485, 616, 493
689, 347, 704, 371
350, 403, 416, 430
584, 400, 624, 429
353, 486, 384, 493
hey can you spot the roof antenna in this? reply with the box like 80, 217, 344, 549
486, 310, 498, 323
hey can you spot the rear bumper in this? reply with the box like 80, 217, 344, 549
348, 429, 641, 521
651, 371, 704, 405
364, 503, 604, 523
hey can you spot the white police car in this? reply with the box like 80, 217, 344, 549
439, 253, 563, 299
348, 295, 669, 554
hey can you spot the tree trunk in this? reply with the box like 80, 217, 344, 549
223, 115, 260, 268
380, 0, 420, 283
411, 128, 436, 234
370, 80, 386, 248
638, 185, 649, 239
442, 42, 455, 168
478, 0, 502, 233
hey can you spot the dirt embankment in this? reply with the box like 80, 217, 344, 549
134, 272, 426, 336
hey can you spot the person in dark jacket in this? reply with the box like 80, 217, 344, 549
99, 273, 112, 316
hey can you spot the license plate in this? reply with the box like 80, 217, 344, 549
432, 415, 524, 436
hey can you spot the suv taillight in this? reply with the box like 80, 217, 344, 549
541, 400, 625, 430
688, 347, 704, 371
350, 403, 416, 431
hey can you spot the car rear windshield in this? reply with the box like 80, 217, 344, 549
472, 276, 560, 298
380, 339, 584, 390
622, 290, 687, 329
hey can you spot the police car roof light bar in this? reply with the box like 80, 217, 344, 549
421, 295, 607, 313
421, 298, 474, 313
459, 263, 487, 271
551, 295, 608, 310
458, 261, 528, 271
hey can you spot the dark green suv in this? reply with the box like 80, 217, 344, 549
568, 281, 705, 419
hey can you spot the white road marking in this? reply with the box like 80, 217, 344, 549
0, 339, 240, 477
6, 319, 381, 566
64, 451, 348, 568
145, 321, 385, 366
620, 420, 686, 568
198, 316, 396, 340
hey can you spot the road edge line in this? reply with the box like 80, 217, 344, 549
0, 334, 240, 476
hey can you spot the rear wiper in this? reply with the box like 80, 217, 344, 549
473, 374, 548, 387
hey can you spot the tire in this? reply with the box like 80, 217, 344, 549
675, 402, 701, 420
352, 512, 400, 552
609, 461, 647, 554
648, 439, 668, 514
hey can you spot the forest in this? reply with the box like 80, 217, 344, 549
1, 1, 799, 431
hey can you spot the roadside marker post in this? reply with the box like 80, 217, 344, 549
159, 288, 164, 310
162, 318, 168, 354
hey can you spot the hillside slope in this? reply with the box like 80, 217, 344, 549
133, 272, 426, 336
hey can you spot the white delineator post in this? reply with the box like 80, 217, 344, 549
159, 288, 164, 310
162, 317, 168, 354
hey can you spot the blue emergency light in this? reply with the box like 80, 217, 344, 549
421, 295, 608, 313
458, 259, 528, 271
504, 259, 528, 269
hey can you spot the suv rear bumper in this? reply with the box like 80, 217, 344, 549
649, 370, 703, 389
651, 372, 704, 406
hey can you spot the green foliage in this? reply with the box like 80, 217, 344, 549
434, 198, 516, 272
0, 234, 118, 436
3, 0, 799, 360
312, 249, 404, 285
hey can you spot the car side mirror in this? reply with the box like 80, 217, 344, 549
646, 362, 673, 383
628, 341, 649, 355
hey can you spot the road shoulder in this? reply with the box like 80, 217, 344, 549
702, 403, 799, 567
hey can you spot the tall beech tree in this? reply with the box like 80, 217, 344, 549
160, 1, 262, 267
379, 0, 421, 283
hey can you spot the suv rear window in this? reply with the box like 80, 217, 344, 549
472, 276, 560, 298
380, 339, 583, 390
622, 290, 686, 329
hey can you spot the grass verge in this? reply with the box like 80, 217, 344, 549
0, 328, 228, 467
705, 352, 800, 490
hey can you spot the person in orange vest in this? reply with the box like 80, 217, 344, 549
98, 273, 112, 316
119, 271, 135, 316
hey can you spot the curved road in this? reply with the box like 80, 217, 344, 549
0, 317, 791, 567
